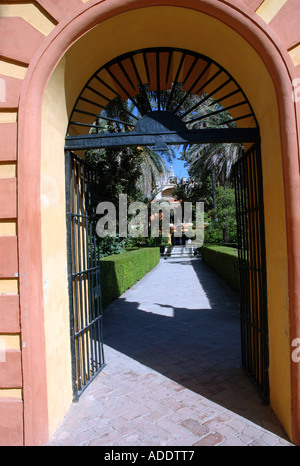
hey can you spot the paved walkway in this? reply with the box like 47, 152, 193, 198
46, 257, 293, 446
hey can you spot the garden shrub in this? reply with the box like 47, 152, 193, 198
100, 247, 160, 308
201, 245, 240, 292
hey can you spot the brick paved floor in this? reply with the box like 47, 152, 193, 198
46, 257, 293, 446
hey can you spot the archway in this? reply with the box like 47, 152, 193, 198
16, 1, 300, 445
64, 46, 268, 404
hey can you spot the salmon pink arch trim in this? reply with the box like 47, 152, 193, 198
17, 0, 300, 445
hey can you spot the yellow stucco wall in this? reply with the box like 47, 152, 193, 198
0, 3, 56, 35
256, 0, 289, 24
41, 6, 291, 438
41, 57, 73, 436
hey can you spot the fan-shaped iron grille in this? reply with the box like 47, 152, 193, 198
67, 47, 258, 143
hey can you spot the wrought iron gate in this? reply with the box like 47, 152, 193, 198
64, 46, 264, 401
234, 143, 269, 403
65, 151, 105, 399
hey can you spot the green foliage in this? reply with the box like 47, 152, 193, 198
204, 186, 237, 244
100, 248, 160, 307
85, 147, 145, 205
174, 176, 237, 245
201, 245, 239, 292
175, 94, 242, 246
181, 94, 243, 184
203, 213, 223, 244
125, 235, 170, 248
97, 234, 168, 258
85, 103, 170, 258
186, 141, 242, 184
173, 175, 214, 211
87, 98, 169, 204
97, 235, 128, 258
85, 90, 241, 258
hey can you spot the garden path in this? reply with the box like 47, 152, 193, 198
46, 257, 293, 446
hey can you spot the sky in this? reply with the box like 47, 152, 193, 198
167, 146, 189, 180
172, 157, 189, 180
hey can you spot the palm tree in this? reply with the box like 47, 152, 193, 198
182, 94, 243, 185
186, 141, 243, 184
136, 146, 169, 199
87, 98, 169, 200
179, 94, 243, 243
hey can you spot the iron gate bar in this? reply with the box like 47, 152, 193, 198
130, 55, 143, 88
219, 113, 254, 126
165, 50, 173, 84
156, 51, 160, 111
86, 84, 112, 102
105, 66, 142, 114
179, 62, 212, 117
165, 52, 186, 111
73, 109, 136, 128
94, 74, 119, 97
142, 51, 151, 86
185, 101, 248, 124
65, 128, 260, 151
182, 55, 198, 87
234, 143, 269, 404
249, 153, 259, 383
65, 151, 78, 397
256, 147, 269, 398
209, 88, 240, 107
194, 68, 224, 97
78, 96, 106, 111
180, 77, 232, 115
118, 60, 137, 92
65, 151, 105, 400
78, 97, 139, 125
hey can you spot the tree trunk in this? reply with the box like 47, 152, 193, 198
212, 168, 216, 210
223, 228, 230, 244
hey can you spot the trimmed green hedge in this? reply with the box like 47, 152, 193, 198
201, 245, 240, 292
100, 247, 160, 308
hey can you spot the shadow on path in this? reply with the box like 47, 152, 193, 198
102, 257, 285, 437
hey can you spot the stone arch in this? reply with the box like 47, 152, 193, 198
1, 0, 298, 445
